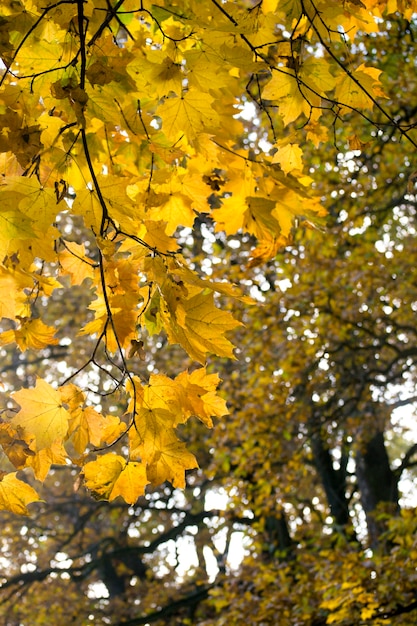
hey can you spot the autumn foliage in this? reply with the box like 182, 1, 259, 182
0, 0, 359, 509
1, 0, 417, 624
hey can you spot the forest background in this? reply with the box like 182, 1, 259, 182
1, 0, 417, 624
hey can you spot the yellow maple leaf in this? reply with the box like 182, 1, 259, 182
17, 226, 60, 267
108, 461, 148, 504
34, 273, 62, 297
0, 266, 31, 320
72, 187, 104, 233
159, 90, 219, 141
60, 383, 126, 452
12, 177, 57, 230
129, 53, 184, 98
0, 209, 34, 258
272, 188, 326, 238
100, 415, 128, 446
143, 373, 182, 412
261, 0, 278, 13
272, 143, 304, 174
146, 430, 199, 488
162, 291, 241, 363
299, 57, 336, 97
12, 379, 71, 451
145, 190, 195, 235
142, 220, 179, 253
170, 260, 254, 304
335, 64, 387, 113
212, 162, 258, 236
127, 369, 226, 432
0, 472, 41, 515
129, 405, 176, 461
245, 197, 282, 241
83, 454, 125, 500
185, 47, 231, 91
262, 69, 311, 125
360, 603, 378, 620
0, 318, 59, 352
83, 454, 148, 504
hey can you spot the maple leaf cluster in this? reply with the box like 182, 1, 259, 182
0, 0, 405, 512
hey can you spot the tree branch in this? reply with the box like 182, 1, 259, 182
395, 443, 417, 478
116, 585, 215, 625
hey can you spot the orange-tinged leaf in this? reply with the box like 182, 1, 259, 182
83, 454, 125, 500
68, 406, 126, 453
0, 422, 34, 469
27, 441, 68, 482
12, 379, 71, 451
306, 120, 329, 147
79, 291, 139, 352
0, 318, 59, 351
58, 240, 95, 285
247, 233, 287, 266
59, 383, 85, 411
175, 367, 229, 426
83, 454, 148, 503
148, 138, 187, 165
347, 134, 369, 151
0, 472, 42, 515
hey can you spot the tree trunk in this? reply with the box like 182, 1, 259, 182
311, 432, 351, 530
355, 430, 399, 547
